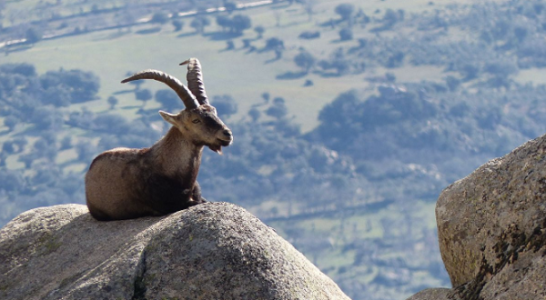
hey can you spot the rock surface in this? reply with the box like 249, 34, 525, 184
0, 202, 350, 300
408, 134, 546, 300
406, 288, 453, 300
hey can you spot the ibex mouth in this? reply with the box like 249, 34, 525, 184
209, 144, 223, 155
208, 138, 232, 155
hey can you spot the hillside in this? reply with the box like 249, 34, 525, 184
2, 0, 546, 299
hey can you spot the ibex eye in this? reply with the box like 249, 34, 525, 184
192, 119, 201, 124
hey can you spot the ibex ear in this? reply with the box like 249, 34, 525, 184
159, 110, 177, 126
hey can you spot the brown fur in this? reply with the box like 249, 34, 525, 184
85, 105, 232, 221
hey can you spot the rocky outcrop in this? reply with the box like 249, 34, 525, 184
406, 288, 453, 300
408, 135, 546, 300
0, 202, 350, 300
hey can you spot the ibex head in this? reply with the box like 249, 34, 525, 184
121, 58, 233, 154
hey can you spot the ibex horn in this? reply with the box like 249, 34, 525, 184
122, 69, 199, 109
180, 58, 209, 106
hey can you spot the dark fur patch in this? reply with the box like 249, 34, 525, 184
132, 162, 201, 215
144, 173, 194, 213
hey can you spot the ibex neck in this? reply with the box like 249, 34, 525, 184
151, 127, 203, 178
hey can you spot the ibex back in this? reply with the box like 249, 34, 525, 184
85, 59, 233, 221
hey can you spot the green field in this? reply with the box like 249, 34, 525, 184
1, 0, 464, 133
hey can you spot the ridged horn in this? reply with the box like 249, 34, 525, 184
180, 58, 209, 105
121, 69, 199, 109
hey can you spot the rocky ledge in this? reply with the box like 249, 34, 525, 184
0, 202, 350, 300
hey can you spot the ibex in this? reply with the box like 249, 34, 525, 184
85, 58, 233, 221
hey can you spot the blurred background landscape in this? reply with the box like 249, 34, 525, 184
2, 0, 546, 299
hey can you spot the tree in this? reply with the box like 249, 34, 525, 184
461, 64, 480, 81
301, 0, 317, 20
339, 27, 353, 41
254, 25, 265, 39
39, 69, 100, 103
226, 40, 235, 50
0, 1, 5, 17
334, 3, 355, 21
224, 1, 237, 13
445, 76, 461, 91
248, 107, 261, 122
12, 137, 27, 153
151, 11, 170, 25
67, 108, 95, 129
265, 37, 284, 50
382, 9, 399, 28
172, 19, 184, 32
294, 50, 316, 73
357, 38, 367, 48
30, 106, 63, 130
322, 59, 351, 75
242, 39, 252, 48
0, 170, 25, 192
33, 136, 57, 162
262, 92, 270, 103
483, 60, 518, 78
231, 14, 252, 34
4, 115, 19, 131
273, 97, 284, 105
25, 27, 43, 44
190, 16, 210, 34
0, 63, 36, 77
93, 114, 130, 134
42, 130, 57, 146
107, 96, 119, 109
19, 152, 38, 168
98, 135, 119, 152
216, 15, 232, 32
212, 95, 238, 118
40, 85, 71, 107
299, 31, 320, 39
75, 140, 96, 161
60, 136, 72, 150
514, 26, 528, 43
155, 89, 181, 111
385, 51, 404, 68
135, 89, 152, 107
2, 141, 15, 154
266, 97, 288, 119
59, 172, 82, 196
275, 49, 283, 59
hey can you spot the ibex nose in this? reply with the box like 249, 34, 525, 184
223, 129, 233, 138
